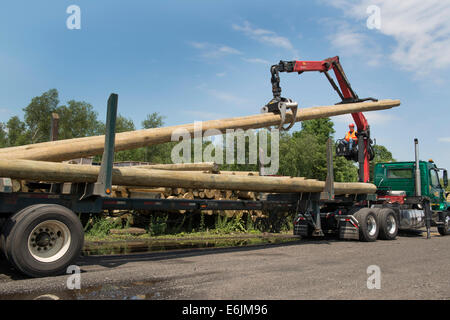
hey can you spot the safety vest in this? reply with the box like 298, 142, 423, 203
345, 130, 357, 142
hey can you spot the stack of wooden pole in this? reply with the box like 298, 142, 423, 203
0, 99, 400, 203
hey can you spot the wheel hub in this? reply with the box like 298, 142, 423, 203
386, 215, 396, 234
367, 215, 377, 236
27, 220, 71, 263
35, 232, 51, 247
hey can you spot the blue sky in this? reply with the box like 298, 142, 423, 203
1, 0, 450, 172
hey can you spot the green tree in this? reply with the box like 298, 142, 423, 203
142, 112, 164, 129
278, 118, 358, 181
55, 100, 103, 139
279, 131, 323, 178
23, 89, 59, 143
220, 129, 261, 172
334, 155, 358, 182
6, 116, 28, 146
113, 115, 144, 162
299, 118, 335, 144
0, 123, 8, 147
142, 113, 175, 164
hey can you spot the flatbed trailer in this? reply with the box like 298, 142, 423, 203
0, 94, 303, 277
0, 94, 448, 278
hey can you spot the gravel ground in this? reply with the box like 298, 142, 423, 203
0, 231, 449, 300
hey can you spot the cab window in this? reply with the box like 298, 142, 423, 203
430, 170, 440, 188
387, 168, 413, 179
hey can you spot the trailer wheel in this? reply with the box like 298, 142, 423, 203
377, 208, 398, 240
353, 208, 379, 242
438, 212, 450, 236
1, 204, 84, 277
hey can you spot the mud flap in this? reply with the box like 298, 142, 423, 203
339, 218, 360, 240
294, 218, 311, 237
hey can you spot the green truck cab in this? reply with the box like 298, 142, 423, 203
374, 160, 449, 211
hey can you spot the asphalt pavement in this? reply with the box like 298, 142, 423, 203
0, 231, 449, 300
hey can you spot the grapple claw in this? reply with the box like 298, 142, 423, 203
261, 98, 298, 131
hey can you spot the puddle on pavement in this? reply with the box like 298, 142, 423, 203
1, 236, 299, 300
1, 279, 168, 300
82, 236, 300, 256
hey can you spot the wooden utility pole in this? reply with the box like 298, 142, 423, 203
50, 113, 59, 141
0, 99, 400, 162
0, 159, 377, 195
136, 162, 219, 172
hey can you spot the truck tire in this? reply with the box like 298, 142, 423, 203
377, 208, 398, 240
353, 208, 379, 242
438, 212, 450, 236
1, 204, 84, 278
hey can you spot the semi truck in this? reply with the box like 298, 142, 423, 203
0, 94, 448, 278
294, 139, 450, 241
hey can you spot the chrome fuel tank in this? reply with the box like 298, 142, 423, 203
399, 209, 425, 229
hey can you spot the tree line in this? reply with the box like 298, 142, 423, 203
0, 89, 397, 182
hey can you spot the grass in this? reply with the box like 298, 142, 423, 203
83, 229, 280, 242
82, 210, 294, 242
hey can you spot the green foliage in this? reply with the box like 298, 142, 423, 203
219, 129, 269, 172
214, 215, 246, 233
199, 213, 206, 232
6, 116, 28, 146
300, 117, 335, 144
334, 155, 358, 182
148, 214, 168, 236
86, 216, 122, 236
246, 213, 255, 232
23, 88, 59, 143
0, 123, 8, 147
113, 114, 143, 162
142, 112, 164, 129
142, 113, 175, 164
279, 131, 324, 178
55, 100, 103, 139
278, 118, 357, 181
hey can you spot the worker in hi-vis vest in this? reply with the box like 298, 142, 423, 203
344, 123, 358, 151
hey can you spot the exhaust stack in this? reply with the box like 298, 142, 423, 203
414, 138, 421, 196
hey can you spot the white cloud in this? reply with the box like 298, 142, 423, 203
321, 0, 450, 74
216, 72, 226, 77
321, 18, 382, 66
232, 21, 298, 56
188, 41, 242, 58
241, 57, 270, 65
438, 137, 450, 143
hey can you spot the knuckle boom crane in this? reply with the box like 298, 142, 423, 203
263, 56, 376, 182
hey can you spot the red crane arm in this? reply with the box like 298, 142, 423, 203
268, 56, 375, 182
291, 56, 369, 132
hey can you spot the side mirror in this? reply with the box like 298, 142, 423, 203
444, 170, 448, 188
